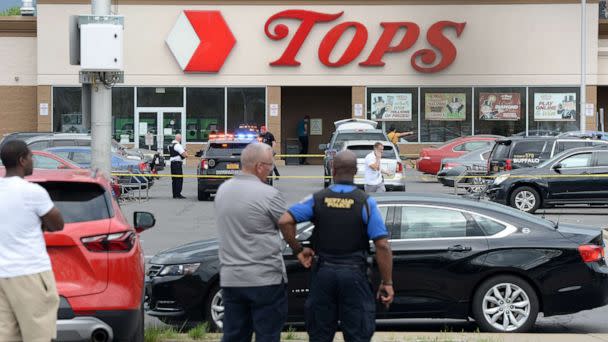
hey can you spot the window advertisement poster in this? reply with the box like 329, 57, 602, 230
370, 93, 412, 121
479, 93, 521, 121
424, 93, 466, 121
534, 93, 577, 121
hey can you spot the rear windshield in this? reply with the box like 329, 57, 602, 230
490, 142, 511, 160
347, 145, 395, 159
39, 182, 112, 223
206, 143, 250, 157
334, 133, 386, 149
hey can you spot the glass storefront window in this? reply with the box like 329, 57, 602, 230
528, 87, 580, 135
227, 88, 265, 132
367, 87, 418, 143
186, 88, 225, 142
421, 88, 472, 142
137, 87, 183, 107
112, 87, 134, 143
53, 87, 82, 133
474, 87, 525, 136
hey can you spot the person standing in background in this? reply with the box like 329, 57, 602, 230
297, 115, 310, 165
168, 133, 188, 199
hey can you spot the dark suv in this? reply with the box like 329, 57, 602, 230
487, 145, 608, 213
487, 137, 608, 174
196, 138, 265, 201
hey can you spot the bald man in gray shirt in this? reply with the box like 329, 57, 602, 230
215, 143, 312, 342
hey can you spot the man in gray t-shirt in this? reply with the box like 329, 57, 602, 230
215, 143, 312, 342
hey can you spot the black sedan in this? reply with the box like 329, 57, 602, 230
487, 146, 608, 213
145, 193, 608, 333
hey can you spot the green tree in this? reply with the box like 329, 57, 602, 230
0, 7, 22, 16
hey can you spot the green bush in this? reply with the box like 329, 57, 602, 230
0, 7, 21, 16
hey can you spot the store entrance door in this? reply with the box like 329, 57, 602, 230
135, 108, 185, 151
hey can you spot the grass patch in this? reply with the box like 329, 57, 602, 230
144, 325, 180, 342
283, 326, 298, 340
187, 322, 209, 340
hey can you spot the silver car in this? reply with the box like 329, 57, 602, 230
341, 140, 406, 191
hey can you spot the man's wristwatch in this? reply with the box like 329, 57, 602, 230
292, 244, 304, 256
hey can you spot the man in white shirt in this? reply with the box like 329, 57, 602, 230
364, 142, 390, 193
0, 140, 64, 342
168, 133, 188, 199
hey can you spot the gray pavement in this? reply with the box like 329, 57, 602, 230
126, 165, 608, 333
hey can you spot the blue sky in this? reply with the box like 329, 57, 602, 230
0, 0, 31, 12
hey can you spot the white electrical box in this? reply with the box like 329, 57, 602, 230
80, 23, 123, 71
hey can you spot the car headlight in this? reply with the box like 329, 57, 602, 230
159, 263, 201, 276
493, 174, 510, 185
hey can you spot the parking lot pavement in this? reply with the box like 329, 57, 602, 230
125, 165, 608, 333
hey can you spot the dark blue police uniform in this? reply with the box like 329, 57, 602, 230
288, 183, 389, 342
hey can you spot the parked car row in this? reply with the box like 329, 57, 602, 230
146, 192, 608, 333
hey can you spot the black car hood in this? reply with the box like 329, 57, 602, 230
556, 223, 603, 245
150, 239, 219, 264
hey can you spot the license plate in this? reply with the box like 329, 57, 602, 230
226, 163, 240, 170
216, 170, 239, 175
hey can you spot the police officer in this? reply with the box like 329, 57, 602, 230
168, 133, 188, 199
279, 150, 394, 342
259, 125, 280, 179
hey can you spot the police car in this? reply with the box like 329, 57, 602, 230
195, 132, 266, 201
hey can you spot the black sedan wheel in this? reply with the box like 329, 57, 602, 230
198, 190, 210, 201
472, 275, 539, 333
205, 285, 224, 332
509, 186, 540, 213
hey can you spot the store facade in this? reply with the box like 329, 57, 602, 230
0, 0, 603, 157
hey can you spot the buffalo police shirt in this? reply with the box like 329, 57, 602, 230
288, 184, 389, 241
215, 174, 288, 287
0, 177, 54, 277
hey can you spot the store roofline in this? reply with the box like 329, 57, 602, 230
35, 0, 600, 5
0, 16, 36, 37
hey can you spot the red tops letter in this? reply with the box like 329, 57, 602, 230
265, 10, 343, 66
411, 21, 466, 73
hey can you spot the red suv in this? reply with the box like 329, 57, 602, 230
0, 169, 155, 341
416, 135, 501, 174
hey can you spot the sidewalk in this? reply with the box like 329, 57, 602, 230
156, 332, 608, 342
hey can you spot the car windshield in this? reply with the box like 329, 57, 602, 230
206, 143, 250, 157
38, 182, 112, 223
346, 145, 395, 159
459, 146, 492, 161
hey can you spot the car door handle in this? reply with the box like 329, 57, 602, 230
447, 245, 472, 252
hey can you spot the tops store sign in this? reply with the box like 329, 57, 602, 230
166, 9, 466, 74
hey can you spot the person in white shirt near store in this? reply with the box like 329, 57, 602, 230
0, 140, 64, 342
364, 142, 392, 193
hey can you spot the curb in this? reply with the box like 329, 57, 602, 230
156, 332, 608, 342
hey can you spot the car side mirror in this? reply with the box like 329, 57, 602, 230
318, 144, 327, 151
553, 163, 562, 172
195, 151, 203, 157
57, 164, 69, 169
134, 211, 155, 233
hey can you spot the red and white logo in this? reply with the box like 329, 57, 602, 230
166, 11, 236, 73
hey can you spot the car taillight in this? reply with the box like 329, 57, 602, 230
578, 245, 605, 263
505, 159, 513, 171
201, 159, 208, 170
81, 232, 136, 252
397, 162, 403, 173
139, 162, 147, 172
444, 162, 460, 170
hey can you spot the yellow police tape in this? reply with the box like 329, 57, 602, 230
110, 172, 608, 180
164, 153, 420, 158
